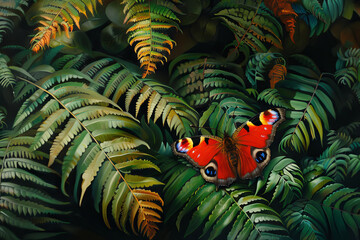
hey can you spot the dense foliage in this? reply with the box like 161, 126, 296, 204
1, 0, 360, 239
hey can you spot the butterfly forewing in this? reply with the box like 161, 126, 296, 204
232, 108, 285, 179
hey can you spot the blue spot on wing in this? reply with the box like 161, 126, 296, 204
176, 142, 188, 153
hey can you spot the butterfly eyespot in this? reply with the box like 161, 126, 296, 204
255, 151, 267, 163
205, 167, 217, 177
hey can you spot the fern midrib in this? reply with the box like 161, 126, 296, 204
35, 0, 72, 41
227, 0, 263, 59
16, 76, 148, 219
144, 0, 153, 78
225, 190, 262, 236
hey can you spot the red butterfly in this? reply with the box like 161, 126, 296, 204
172, 108, 285, 187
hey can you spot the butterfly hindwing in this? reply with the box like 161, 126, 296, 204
233, 108, 285, 179
172, 136, 236, 186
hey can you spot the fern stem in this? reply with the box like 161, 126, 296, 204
225, 190, 262, 236
227, 0, 263, 59
16, 76, 145, 212
144, 0, 153, 78
290, 73, 332, 143
32, 0, 71, 51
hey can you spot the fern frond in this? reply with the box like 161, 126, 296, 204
123, 0, 182, 77
200, 97, 260, 136
0, 106, 7, 129
92, 161, 163, 240
300, 0, 343, 35
29, 0, 102, 52
281, 200, 329, 239
257, 88, 290, 108
169, 54, 248, 108
213, 1, 283, 52
0, 0, 28, 43
12, 63, 165, 239
335, 48, 360, 87
298, 167, 360, 239
0, 137, 70, 239
0, 54, 16, 87
272, 56, 340, 152
255, 156, 303, 207
245, 52, 286, 88
161, 149, 290, 240
347, 153, 360, 177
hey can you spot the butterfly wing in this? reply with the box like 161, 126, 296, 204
172, 136, 237, 186
232, 108, 285, 179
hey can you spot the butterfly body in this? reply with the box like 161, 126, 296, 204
172, 108, 285, 187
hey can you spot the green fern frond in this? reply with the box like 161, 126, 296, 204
0, 54, 16, 87
281, 200, 328, 239
0, 137, 70, 239
270, 56, 341, 153
316, 141, 351, 182
200, 97, 260, 136
257, 88, 290, 108
255, 156, 304, 207
123, 0, 182, 77
169, 54, 247, 108
0, 106, 7, 129
301, 0, 343, 33
161, 151, 290, 240
11, 60, 165, 239
335, 48, 360, 87
245, 52, 286, 88
0, 0, 28, 44
348, 154, 360, 178
298, 168, 360, 239
213, 1, 283, 52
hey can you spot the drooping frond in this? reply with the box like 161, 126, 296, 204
213, 0, 283, 52
255, 54, 341, 152
0, 136, 69, 239
160, 145, 291, 240
299, 0, 344, 35
79, 57, 199, 137
91, 161, 163, 240
169, 53, 248, 108
335, 48, 360, 87
286, 163, 360, 239
122, 0, 182, 77
281, 200, 329, 239
0, 0, 28, 44
29, 0, 102, 52
11, 60, 165, 239
0, 54, 16, 88
254, 156, 303, 207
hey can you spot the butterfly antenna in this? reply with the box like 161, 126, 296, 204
290, 73, 332, 142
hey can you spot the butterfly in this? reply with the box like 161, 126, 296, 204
172, 108, 285, 187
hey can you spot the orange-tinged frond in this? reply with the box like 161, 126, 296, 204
30, 0, 102, 52
123, 0, 181, 77
269, 63, 287, 88
263, 0, 298, 42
